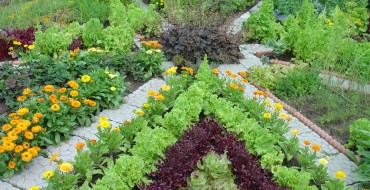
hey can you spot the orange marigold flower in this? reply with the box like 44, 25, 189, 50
67, 80, 79, 89
28, 147, 38, 157
50, 104, 60, 112
225, 70, 232, 75
17, 96, 27, 102
242, 78, 248, 83
89, 139, 97, 144
24, 131, 34, 140
34, 113, 43, 118
230, 74, 239, 78
70, 100, 81, 108
230, 83, 239, 89
124, 120, 131, 125
60, 95, 67, 101
75, 142, 85, 150
49, 94, 57, 100
59, 88, 67, 93
38, 98, 45, 103
238, 71, 247, 77
14, 145, 24, 153
31, 126, 42, 133
156, 94, 165, 101
88, 101, 96, 107
2, 124, 12, 131
70, 90, 78, 97
312, 144, 321, 152
8, 161, 16, 169
239, 87, 245, 92
51, 99, 59, 104
212, 68, 219, 74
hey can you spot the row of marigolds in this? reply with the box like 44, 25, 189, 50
0, 68, 125, 178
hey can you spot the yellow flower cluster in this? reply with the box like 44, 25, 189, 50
164, 66, 177, 75
181, 66, 194, 76
97, 117, 111, 129
140, 40, 162, 48
87, 47, 109, 53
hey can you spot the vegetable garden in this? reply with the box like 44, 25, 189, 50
0, 0, 369, 189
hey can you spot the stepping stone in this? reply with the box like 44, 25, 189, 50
239, 44, 273, 55
0, 180, 20, 190
3, 156, 56, 189
46, 136, 87, 162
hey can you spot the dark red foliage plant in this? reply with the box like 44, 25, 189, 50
143, 119, 290, 190
8, 26, 36, 46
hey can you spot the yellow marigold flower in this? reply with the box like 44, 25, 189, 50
230, 74, 239, 79
143, 103, 150, 108
70, 51, 76, 57
110, 87, 116, 92
14, 145, 24, 153
165, 67, 177, 74
2, 124, 12, 131
89, 139, 97, 144
73, 48, 80, 53
148, 90, 157, 96
335, 171, 346, 179
28, 147, 38, 157
44, 85, 55, 92
161, 85, 171, 91
113, 127, 120, 132
38, 98, 45, 103
274, 103, 283, 111
67, 80, 79, 89
28, 45, 35, 50
10, 119, 19, 125
50, 104, 60, 112
24, 131, 34, 140
263, 113, 271, 119
291, 129, 300, 135
75, 142, 85, 150
4, 142, 15, 151
100, 121, 111, 128
43, 170, 54, 179
230, 83, 238, 89
225, 70, 232, 75
59, 162, 74, 173
21, 151, 33, 162
263, 100, 272, 107
81, 75, 91, 83
22, 142, 30, 150
319, 158, 328, 165
28, 186, 39, 190
22, 88, 32, 95
51, 99, 59, 104
146, 50, 153, 54
71, 100, 81, 108
8, 46, 14, 51
70, 90, 78, 97
49, 153, 59, 162
49, 94, 57, 100
8, 161, 16, 169
31, 126, 42, 133
156, 94, 165, 100
312, 144, 321, 152
17, 108, 29, 116
135, 110, 145, 116
212, 68, 219, 74
99, 116, 108, 122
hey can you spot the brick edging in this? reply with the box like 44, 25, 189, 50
251, 83, 360, 162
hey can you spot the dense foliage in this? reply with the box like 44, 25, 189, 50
160, 25, 241, 64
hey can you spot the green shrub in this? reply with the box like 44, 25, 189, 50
247, 64, 293, 91
127, 4, 162, 36
102, 25, 135, 52
108, 0, 128, 27
346, 118, 370, 150
82, 18, 104, 47
73, 0, 109, 23
274, 67, 321, 99
242, 0, 284, 43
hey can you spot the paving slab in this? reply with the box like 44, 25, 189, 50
249, 1, 263, 13
4, 156, 56, 189
0, 180, 21, 190
125, 78, 165, 107
45, 136, 87, 162
239, 44, 273, 55
72, 120, 122, 140
228, 12, 250, 35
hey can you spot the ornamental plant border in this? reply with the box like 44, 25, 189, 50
251, 82, 361, 162
91, 57, 340, 190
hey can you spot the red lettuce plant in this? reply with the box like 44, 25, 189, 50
8, 26, 36, 46
144, 119, 289, 190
